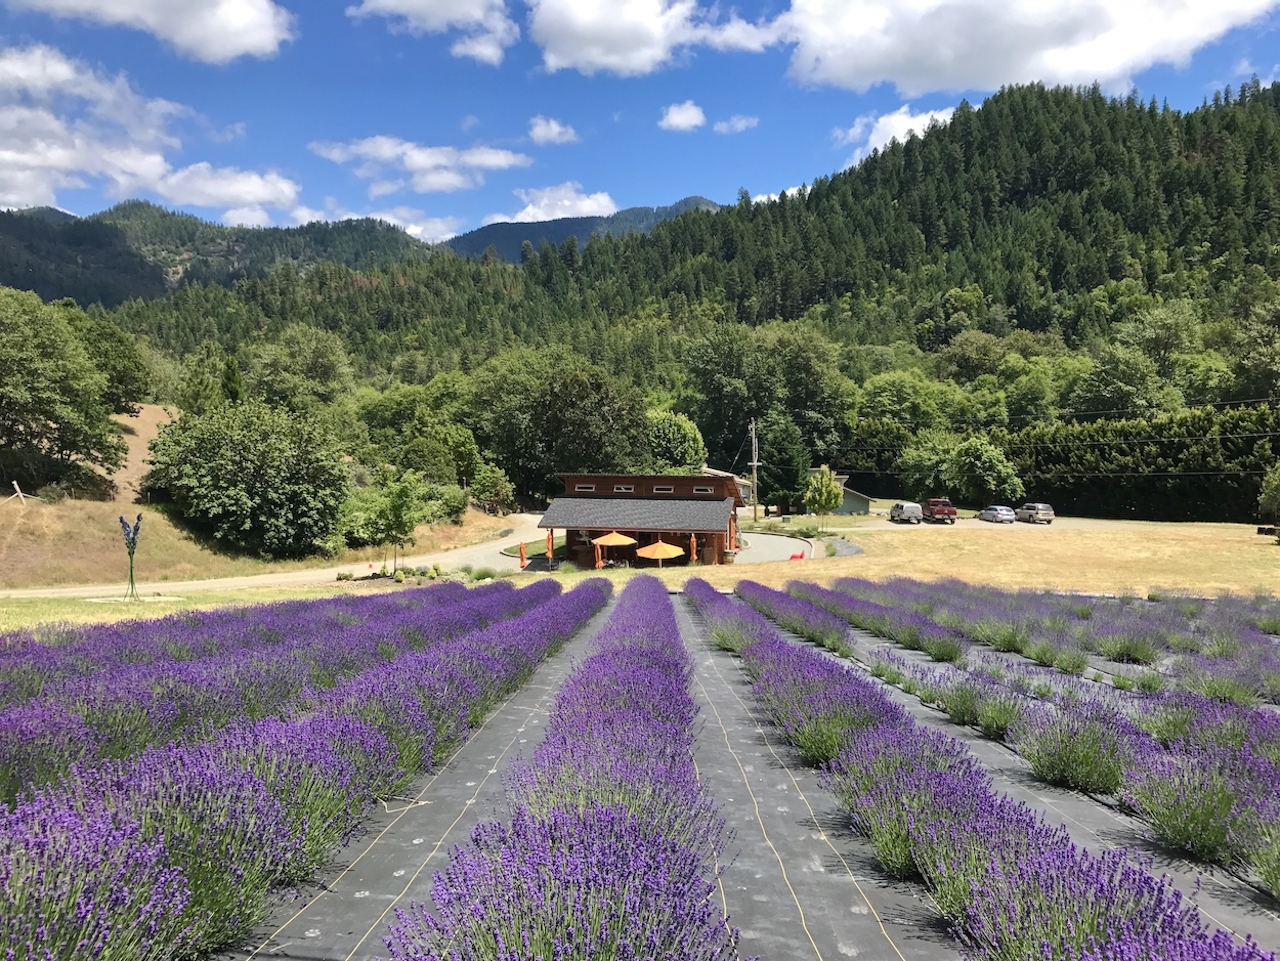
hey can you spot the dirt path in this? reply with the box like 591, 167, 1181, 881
217, 598, 616, 961
0, 514, 545, 600
678, 597, 961, 961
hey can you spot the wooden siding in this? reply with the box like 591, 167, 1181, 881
556, 474, 745, 507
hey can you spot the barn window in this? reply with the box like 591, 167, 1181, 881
614, 484, 635, 493
653, 485, 674, 494
693, 486, 714, 494
575, 484, 595, 492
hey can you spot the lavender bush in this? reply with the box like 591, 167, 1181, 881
385, 576, 746, 961
1, 579, 611, 959
701, 585, 1270, 961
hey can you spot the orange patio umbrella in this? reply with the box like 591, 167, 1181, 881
592, 531, 637, 547
545, 529, 554, 560
518, 541, 527, 569
592, 530, 637, 569
635, 539, 684, 569
689, 532, 698, 561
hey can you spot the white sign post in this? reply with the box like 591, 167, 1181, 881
4, 481, 25, 505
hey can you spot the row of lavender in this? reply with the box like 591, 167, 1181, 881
385, 576, 747, 961
1, 580, 611, 961
768, 575, 1280, 890
829, 575, 1280, 704
746, 579, 1280, 904
0, 582, 477, 695
687, 579, 1271, 961
0, 581, 542, 804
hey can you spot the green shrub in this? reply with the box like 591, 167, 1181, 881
1135, 671, 1166, 693
976, 693, 1022, 741
937, 681, 982, 726
1053, 648, 1089, 675
144, 401, 348, 558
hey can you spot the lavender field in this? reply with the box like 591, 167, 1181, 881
5, 573, 1280, 960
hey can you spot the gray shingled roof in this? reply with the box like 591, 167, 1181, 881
538, 497, 734, 533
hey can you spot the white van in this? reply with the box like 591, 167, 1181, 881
889, 501, 923, 524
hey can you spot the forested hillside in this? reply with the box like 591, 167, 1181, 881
444, 195, 721, 262
0, 201, 430, 307
10, 81, 1280, 530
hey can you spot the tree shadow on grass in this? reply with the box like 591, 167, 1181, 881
143, 501, 285, 562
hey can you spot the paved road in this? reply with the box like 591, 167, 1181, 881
852, 514, 1199, 532
736, 530, 816, 563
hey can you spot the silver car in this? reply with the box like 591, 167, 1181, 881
1015, 502, 1056, 524
977, 505, 1016, 523
889, 501, 923, 524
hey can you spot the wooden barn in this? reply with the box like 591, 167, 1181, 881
538, 474, 745, 568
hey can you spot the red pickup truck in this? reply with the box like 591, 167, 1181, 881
922, 497, 957, 524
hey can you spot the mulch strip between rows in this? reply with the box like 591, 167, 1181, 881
677, 597, 963, 961
822, 622, 1280, 953
213, 599, 618, 961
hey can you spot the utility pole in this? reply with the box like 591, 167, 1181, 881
749, 418, 760, 522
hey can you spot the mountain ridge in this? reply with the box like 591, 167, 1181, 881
443, 195, 722, 262
0, 200, 433, 307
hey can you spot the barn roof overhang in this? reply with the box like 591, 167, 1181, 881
538, 497, 735, 533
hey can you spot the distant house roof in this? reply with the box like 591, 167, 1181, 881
807, 467, 871, 501
539, 497, 735, 533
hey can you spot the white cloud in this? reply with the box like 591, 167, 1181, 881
659, 100, 705, 131
311, 135, 532, 195
522, 0, 1279, 92
1234, 56, 1280, 84
752, 184, 807, 203
6, 0, 294, 63
529, 114, 579, 144
346, 0, 518, 65
713, 114, 758, 134
224, 204, 271, 227
835, 104, 955, 162
483, 181, 618, 224
461, 113, 480, 131
0, 44, 300, 219
292, 198, 463, 242
528, 0, 777, 76
776, 0, 1280, 95
155, 162, 299, 208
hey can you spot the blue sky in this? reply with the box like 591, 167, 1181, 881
2, 0, 1279, 242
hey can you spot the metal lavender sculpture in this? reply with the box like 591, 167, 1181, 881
119, 512, 142, 600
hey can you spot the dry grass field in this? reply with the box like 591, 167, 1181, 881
1, 520, 1271, 633
546, 519, 1280, 598
0, 499, 509, 591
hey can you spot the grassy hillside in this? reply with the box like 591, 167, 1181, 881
0, 497, 511, 591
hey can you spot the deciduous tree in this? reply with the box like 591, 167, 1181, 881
0, 287, 125, 487
144, 401, 349, 558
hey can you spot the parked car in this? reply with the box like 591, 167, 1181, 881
922, 497, 957, 524
889, 501, 923, 524
1015, 502, 1056, 524
976, 505, 1016, 524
